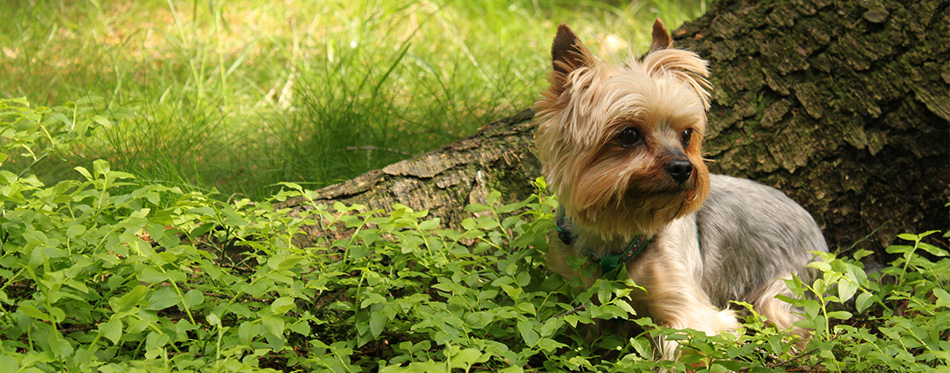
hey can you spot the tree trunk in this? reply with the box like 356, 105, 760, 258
282, 109, 542, 244
673, 0, 949, 254
281, 0, 949, 257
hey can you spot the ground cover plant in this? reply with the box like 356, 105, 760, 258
1, 0, 704, 199
1, 97, 949, 371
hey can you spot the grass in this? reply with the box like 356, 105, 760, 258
1, 0, 705, 199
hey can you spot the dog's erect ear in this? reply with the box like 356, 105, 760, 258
549, 24, 594, 95
552, 24, 592, 75
649, 18, 673, 53
643, 17, 711, 109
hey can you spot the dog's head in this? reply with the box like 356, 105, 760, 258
535, 19, 712, 239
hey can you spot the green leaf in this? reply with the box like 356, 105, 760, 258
92, 159, 110, 177
615, 299, 637, 316
221, 206, 247, 226
855, 292, 874, 313
48, 334, 74, 359
92, 114, 112, 128
0, 354, 19, 371
826, 311, 852, 320
66, 224, 86, 238
896, 233, 919, 241
934, 288, 950, 308
239, 322, 261, 345
885, 244, 914, 254
802, 300, 821, 319
918, 242, 948, 257
449, 348, 487, 369
852, 249, 874, 261
261, 315, 285, 338
596, 280, 613, 304
766, 335, 784, 354
515, 271, 531, 287
349, 245, 370, 260
418, 218, 440, 231
271, 297, 295, 314
207, 313, 221, 327
540, 318, 564, 338
369, 304, 386, 338
288, 319, 311, 335
517, 320, 540, 347
18, 304, 50, 321
138, 267, 167, 284
837, 276, 858, 302
145, 331, 170, 352
812, 279, 826, 295
808, 261, 831, 272
464, 204, 490, 213
486, 190, 501, 204
536, 337, 565, 352
99, 318, 123, 345
113, 285, 149, 311
47, 306, 65, 323
0, 170, 16, 185
183, 289, 204, 309
74, 166, 93, 181
501, 284, 522, 300
147, 287, 180, 310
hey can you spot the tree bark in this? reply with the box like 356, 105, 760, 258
282, 0, 949, 256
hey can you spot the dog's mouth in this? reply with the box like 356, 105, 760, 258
618, 185, 693, 215
625, 179, 694, 198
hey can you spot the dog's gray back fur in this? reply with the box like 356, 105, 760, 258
697, 174, 828, 307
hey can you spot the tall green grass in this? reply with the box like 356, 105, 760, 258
1, 0, 705, 199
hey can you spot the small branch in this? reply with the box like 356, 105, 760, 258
344, 146, 412, 156
553, 304, 587, 319
739, 332, 842, 372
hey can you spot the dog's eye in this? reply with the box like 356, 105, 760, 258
681, 128, 693, 147
616, 127, 641, 148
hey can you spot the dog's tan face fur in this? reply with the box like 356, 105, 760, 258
535, 19, 712, 240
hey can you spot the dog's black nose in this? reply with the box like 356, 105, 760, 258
665, 159, 692, 184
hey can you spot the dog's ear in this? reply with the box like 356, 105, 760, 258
549, 24, 594, 95
643, 18, 711, 109
552, 24, 592, 75
649, 18, 673, 53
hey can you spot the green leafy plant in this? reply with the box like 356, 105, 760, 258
0, 97, 116, 177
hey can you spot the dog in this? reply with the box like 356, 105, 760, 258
534, 18, 828, 360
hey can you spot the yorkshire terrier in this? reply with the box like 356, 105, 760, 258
534, 19, 828, 359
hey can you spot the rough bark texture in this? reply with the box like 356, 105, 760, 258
282, 109, 541, 243
282, 0, 949, 256
673, 0, 949, 253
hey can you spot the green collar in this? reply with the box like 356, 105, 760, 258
556, 214, 650, 275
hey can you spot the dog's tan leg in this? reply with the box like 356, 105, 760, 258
752, 277, 801, 330
630, 259, 740, 360
752, 276, 812, 351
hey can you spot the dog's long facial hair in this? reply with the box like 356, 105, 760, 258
535, 19, 712, 242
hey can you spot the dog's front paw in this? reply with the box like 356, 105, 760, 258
714, 309, 740, 334
692, 309, 739, 336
